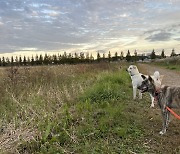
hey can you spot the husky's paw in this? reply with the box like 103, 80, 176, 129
150, 104, 155, 108
159, 130, 166, 135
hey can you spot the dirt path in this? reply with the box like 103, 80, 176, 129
138, 63, 180, 87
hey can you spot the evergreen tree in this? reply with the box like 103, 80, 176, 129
114, 52, 118, 61
35, 55, 39, 65
150, 49, 156, 59
31, 56, 35, 66
44, 54, 49, 65
126, 50, 131, 62
63, 52, 67, 58
120, 51, 124, 60
19, 56, 22, 65
11, 56, 14, 66
108, 51, 111, 62
134, 50, 138, 62
39, 54, 43, 65
102, 53, 105, 61
161, 49, 166, 58
97, 52, 101, 62
2, 57, 6, 66
141, 53, 145, 61
170, 48, 176, 57
74, 52, 78, 59
68, 53, 72, 59
15, 56, 18, 66
5, 57, 10, 66
23, 56, 27, 66
53, 54, 58, 64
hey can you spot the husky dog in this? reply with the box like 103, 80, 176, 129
127, 65, 163, 107
138, 75, 180, 135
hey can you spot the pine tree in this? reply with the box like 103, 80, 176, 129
44, 54, 49, 65
97, 52, 101, 62
74, 52, 78, 59
39, 54, 43, 65
134, 50, 138, 62
19, 56, 22, 66
11, 56, 14, 66
15, 56, 18, 66
170, 48, 176, 57
126, 50, 131, 62
114, 52, 118, 61
150, 49, 156, 59
2, 57, 6, 66
102, 53, 105, 61
35, 55, 39, 65
31, 56, 35, 66
53, 54, 58, 64
161, 49, 166, 58
23, 56, 27, 66
108, 51, 111, 62
6, 57, 10, 66
120, 51, 124, 60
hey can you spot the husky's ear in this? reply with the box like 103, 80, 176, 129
141, 75, 146, 80
148, 75, 154, 82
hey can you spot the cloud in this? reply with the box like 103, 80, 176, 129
0, 0, 179, 56
145, 32, 172, 42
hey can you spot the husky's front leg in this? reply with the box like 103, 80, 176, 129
159, 109, 170, 135
149, 93, 155, 108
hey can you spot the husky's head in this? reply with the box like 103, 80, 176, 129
138, 75, 156, 95
127, 65, 139, 76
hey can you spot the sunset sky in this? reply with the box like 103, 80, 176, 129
0, 0, 180, 57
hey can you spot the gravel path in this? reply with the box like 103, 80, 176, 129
138, 63, 180, 87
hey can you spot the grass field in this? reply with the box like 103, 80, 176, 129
0, 63, 179, 153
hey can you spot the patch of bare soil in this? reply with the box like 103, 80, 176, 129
138, 63, 180, 154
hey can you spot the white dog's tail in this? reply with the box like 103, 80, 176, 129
153, 71, 160, 80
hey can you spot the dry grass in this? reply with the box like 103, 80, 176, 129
0, 63, 117, 153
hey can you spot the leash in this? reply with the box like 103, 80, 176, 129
154, 90, 180, 120
166, 106, 180, 120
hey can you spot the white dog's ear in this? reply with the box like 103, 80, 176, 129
133, 66, 137, 69
141, 75, 146, 80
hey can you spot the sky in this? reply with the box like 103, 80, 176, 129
0, 0, 180, 57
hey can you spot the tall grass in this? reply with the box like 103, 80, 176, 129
0, 63, 151, 153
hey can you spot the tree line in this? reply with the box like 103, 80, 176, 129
0, 49, 178, 67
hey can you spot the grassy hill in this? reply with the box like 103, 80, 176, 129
0, 63, 179, 153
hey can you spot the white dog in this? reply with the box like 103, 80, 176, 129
127, 65, 163, 107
